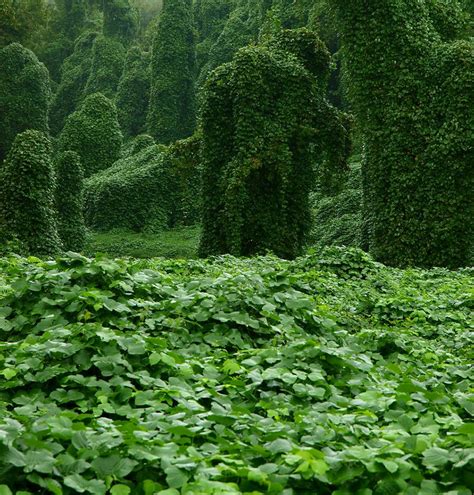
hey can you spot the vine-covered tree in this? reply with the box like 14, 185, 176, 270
116, 46, 150, 137
0, 130, 61, 255
197, 0, 264, 86
84, 35, 126, 99
55, 151, 86, 251
332, 0, 474, 268
103, 0, 139, 44
55, 0, 88, 39
57, 92, 123, 177
0, 43, 51, 162
199, 29, 350, 259
147, 0, 196, 144
50, 30, 98, 135
37, 0, 89, 81
193, 0, 235, 72
0, 0, 50, 49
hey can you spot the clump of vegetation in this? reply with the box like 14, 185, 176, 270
83, 144, 174, 232
83, 35, 126, 100
193, 0, 235, 73
49, 31, 99, 135
55, 151, 86, 252
0, 248, 472, 493
120, 133, 155, 158
0, 130, 61, 256
84, 136, 202, 233
116, 46, 151, 138
0, 43, 51, 161
57, 92, 123, 177
310, 161, 362, 248
103, 0, 139, 44
147, 0, 196, 144
199, 29, 350, 259
332, 0, 474, 268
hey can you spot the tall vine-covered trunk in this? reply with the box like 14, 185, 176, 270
147, 0, 196, 144
332, 0, 474, 268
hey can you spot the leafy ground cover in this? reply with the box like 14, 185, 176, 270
0, 247, 472, 494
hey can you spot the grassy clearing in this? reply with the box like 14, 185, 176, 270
83, 226, 200, 259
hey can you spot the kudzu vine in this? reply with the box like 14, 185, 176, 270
332, 0, 473, 268
199, 28, 350, 258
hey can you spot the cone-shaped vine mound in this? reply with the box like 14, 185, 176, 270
57, 93, 123, 178
0, 130, 61, 256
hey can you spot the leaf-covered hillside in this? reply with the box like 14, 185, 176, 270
0, 248, 472, 494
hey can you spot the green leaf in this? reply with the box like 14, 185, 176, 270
266, 439, 293, 454
1, 369, 17, 380
165, 467, 188, 488
422, 447, 450, 468
382, 460, 399, 473
91, 456, 137, 478
110, 486, 131, 495
64, 474, 106, 494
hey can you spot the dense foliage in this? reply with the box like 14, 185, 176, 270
197, 0, 263, 86
50, 31, 99, 136
332, 0, 474, 268
1, 4, 473, 492
0, 43, 51, 162
83, 144, 174, 233
0, 248, 472, 493
193, 0, 235, 74
84, 136, 202, 234
311, 161, 362, 249
0, 131, 61, 256
103, 0, 139, 44
147, 0, 196, 144
116, 46, 151, 138
199, 29, 350, 259
57, 93, 123, 178
55, 151, 87, 252
84, 36, 126, 100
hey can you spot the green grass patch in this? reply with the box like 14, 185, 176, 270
0, 247, 472, 494
83, 226, 200, 259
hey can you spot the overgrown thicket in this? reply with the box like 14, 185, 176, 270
116, 46, 151, 137
332, 0, 474, 268
0, 131, 61, 255
55, 151, 86, 252
0, 43, 51, 162
147, 0, 196, 144
49, 30, 99, 136
84, 135, 202, 233
57, 93, 123, 177
84, 144, 174, 233
0, 249, 472, 493
199, 29, 350, 258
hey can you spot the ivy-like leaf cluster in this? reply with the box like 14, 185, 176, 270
0, 130, 62, 256
199, 28, 350, 258
332, 0, 474, 268
54, 151, 87, 252
57, 93, 123, 178
0, 248, 472, 493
